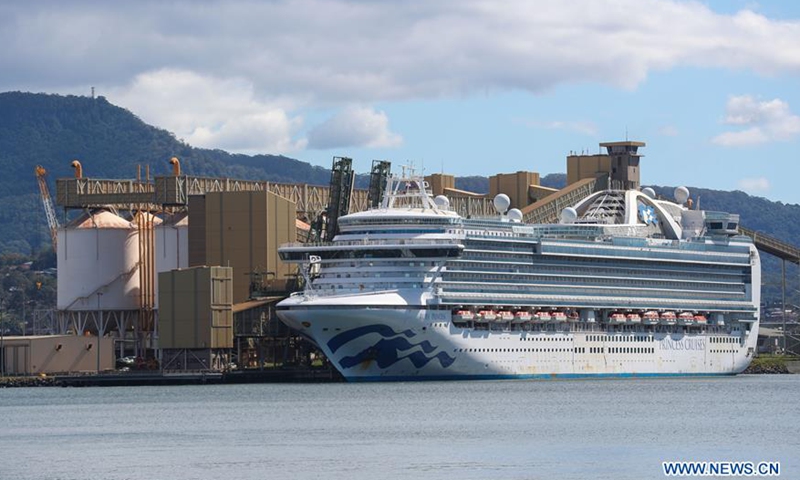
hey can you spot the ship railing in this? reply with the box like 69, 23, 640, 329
282, 238, 463, 248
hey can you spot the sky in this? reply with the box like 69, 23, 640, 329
2, 0, 800, 203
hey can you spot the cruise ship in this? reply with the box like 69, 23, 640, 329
276, 166, 760, 381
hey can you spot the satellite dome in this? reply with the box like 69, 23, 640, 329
674, 186, 690, 204
493, 194, 510, 214
433, 195, 450, 209
560, 207, 578, 224
507, 208, 523, 222
641, 187, 656, 199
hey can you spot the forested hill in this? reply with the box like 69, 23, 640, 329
0, 92, 332, 252
1, 91, 799, 264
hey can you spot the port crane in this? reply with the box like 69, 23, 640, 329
35, 165, 60, 250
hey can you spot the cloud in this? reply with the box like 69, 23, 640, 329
307, 106, 402, 149
108, 69, 306, 154
517, 119, 598, 136
738, 176, 770, 193
711, 95, 800, 146
3, 1, 800, 104
658, 125, 679, 136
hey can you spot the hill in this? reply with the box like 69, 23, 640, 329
0, 91, 798, 304
0, 92, 336, 253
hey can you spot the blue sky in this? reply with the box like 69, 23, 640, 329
2, 0, 800, 203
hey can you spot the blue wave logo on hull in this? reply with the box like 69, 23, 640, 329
327, 324, 456, 370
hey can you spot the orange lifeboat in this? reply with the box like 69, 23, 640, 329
513, 311, 533, 323
497, 311, 514, 322
609, 312, 627, 324
643, 311, 660, 325
626, 313, 642, 324
678, 312, 695, 325
660, 311, 677, 325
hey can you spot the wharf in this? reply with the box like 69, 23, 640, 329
53, 367, 343, 387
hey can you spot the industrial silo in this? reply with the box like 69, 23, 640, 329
57, 210, 140, 312
154, 212, 189, 308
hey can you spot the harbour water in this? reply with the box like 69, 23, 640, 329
1, 375, 798, 480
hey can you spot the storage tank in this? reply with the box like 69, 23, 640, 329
57, 210, 140, 311
155, 213, 189, 308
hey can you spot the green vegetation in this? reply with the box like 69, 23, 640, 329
745, 354, 800, 374
0, 250, 57, 335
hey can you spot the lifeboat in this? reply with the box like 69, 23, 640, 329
660, 311, 677, 325
678, 312, 695, 326
609, 312, 627, 324
513, 311, 533, 323
694, 314, 708, 325
642, 311, 660, 325
452, 310, 474, 322
552, 311, 568, 322
626, 313, 642, 324
478, 310, 496, 321
534, 311, 552, 323
497, 311, 514, 322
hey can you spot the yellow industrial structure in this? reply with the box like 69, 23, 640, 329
488, 171, 540, 210
0, 335, 114, 375
567, 141, 644, 189
189, 191, 297, 304
158, 266, 234, 371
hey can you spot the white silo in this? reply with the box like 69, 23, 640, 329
57, 210, 140, 312
154, 213, 189, 308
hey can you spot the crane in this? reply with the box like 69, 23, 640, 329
35, 165, 60, 250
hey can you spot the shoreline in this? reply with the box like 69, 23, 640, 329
2, 364, 795, 388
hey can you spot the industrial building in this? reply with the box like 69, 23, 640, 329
13, 142, 799, 378
0, 335, 114, 375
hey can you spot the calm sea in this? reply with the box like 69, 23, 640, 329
1, 375, 798, 480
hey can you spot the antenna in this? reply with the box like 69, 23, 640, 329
625, 126, 628, 141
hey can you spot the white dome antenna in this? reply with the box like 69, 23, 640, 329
560, 207, 578, 224
641, 187, 656, 199
493, 194, 510, 214
433, 195, 450, 209
507, 208, 523, 222
674, 186, 690, 204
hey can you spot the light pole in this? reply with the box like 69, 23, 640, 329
0, 313, 4, 378
96, 292, 103, 373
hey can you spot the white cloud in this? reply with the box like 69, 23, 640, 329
108, 69, 306, 154
712, 95, 800, 146
3, 1, 800, 104
308, 106, 402, 149
658, 125, 679, 136
738, 176, 770, 193
518, 119, 598, 136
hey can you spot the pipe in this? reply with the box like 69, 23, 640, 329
169, 157, 181, 176
71, 160, 83, 178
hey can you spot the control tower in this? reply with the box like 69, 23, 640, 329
567, 140, 645, 190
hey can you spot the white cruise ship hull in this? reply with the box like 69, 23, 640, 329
277, 292, 757, 381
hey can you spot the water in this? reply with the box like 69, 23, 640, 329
1, 375, 798, 480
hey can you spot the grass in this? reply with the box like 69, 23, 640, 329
750, 354, 799, 369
